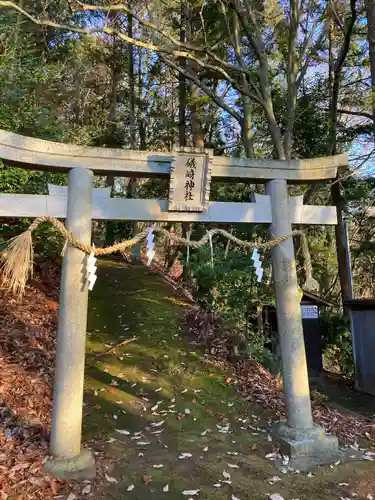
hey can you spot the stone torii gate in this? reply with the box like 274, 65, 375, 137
0, 129, 346, 476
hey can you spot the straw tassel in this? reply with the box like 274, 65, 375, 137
0, 229, 34, 298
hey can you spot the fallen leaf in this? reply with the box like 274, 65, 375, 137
9, 463, 31, 473
127, 485, 135, 491
163, 485, 169, 492
269, 495, 284, 500
153, 464, 164, 468
232, 495, 240, 500
179, 453, 193, 459
251, 443, 258, 451
267, 476, 281, 484
151, 420, 164, 427
82, 484, 92, 495
203, 446, 208, 452
105, 474, 118, 484
185, 409, 191, 414
49, 480, 59, 494
182, 490, 200, 496
143, 475, 152, 484
115, 429, 130, 435
67, 494, 77, 500
265, 452, 279, 460
222, 471, 231, 480
227, 463, 239, 469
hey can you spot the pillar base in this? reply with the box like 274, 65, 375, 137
272, 421, 341, 471
44, 449, 96, 480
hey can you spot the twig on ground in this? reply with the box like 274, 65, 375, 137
90, 337, 138, 360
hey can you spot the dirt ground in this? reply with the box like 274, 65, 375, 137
1, 262, 375, 499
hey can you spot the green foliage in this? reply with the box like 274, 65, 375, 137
182, 244, 275, 364
320, 311, 354, 378
185, 246, 273, 322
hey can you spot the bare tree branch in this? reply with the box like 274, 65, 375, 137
336, 109, 374, 120
0, 0, 268, 107
164, 56, 242, 123
232, 0, 284, 158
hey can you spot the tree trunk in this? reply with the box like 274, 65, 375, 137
242, 96, 254, 158
328, 0, 357, 316
365, 0, 375, 140
179, 3, 187, 148
105, 11, 121, 246
128, 12, 136, 150
127, 10, 141, 260
331, 181, 351, 313
186, 2, 205, 149
283, 0, 299, 159
137, 47, 147, 150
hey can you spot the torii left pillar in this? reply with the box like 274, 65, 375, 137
45, 167, 96, 479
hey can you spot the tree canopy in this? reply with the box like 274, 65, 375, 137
0, 0, 375, 304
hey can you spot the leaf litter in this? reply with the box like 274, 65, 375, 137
3, 265, 373, 500
0, 278, 74, 499
184, 309, 375, 444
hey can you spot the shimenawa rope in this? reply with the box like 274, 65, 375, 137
0, 216, 319, 297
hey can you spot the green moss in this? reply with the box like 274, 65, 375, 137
83, 263, 373, 499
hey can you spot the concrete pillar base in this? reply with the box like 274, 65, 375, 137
44, 449, 96, 480
272, 421, 340, 471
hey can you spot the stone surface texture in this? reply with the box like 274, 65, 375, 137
49, 167, 93, 459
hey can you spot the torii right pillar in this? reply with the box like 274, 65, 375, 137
267, 179, 339, 469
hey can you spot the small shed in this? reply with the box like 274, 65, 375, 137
262, 290, 336, 376
344, 299, 375, 396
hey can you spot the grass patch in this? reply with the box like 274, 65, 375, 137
83, 262, 375, 500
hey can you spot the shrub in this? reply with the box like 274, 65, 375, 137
320, 311, 354, 377
182, 245, 275, 366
